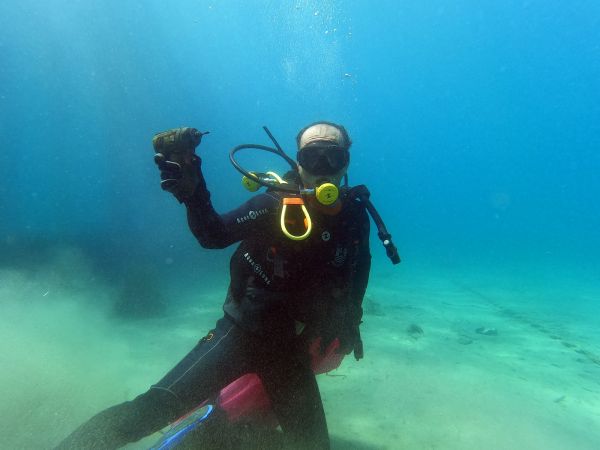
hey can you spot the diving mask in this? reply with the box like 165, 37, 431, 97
297, 144, 349, 176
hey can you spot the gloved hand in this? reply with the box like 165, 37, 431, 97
340, 323, 364, 361
352, 333, 364, 361
320, 321, 364, 361
154, 153, 202, 203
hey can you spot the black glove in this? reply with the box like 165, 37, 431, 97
319, 320, 364, 361
340, 323, 364, 361
154, 153, 202, 203
353, 331, 364, 361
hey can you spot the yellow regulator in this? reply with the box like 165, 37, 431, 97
315, 183, 339, 206
242, 172, 261, 192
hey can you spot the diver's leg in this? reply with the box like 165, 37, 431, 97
153, 315, 254, 409
257, 350, 330, 450
56, 315, 253, 450
55, 387, 181, 450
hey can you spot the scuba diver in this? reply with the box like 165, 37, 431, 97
57, 122, 399, 450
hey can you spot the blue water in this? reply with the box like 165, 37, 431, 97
1, 1, 599, 448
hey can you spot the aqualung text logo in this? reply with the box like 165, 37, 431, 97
243, 252, 271, 285
236, 208, 268, 224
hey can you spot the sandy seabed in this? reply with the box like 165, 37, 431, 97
1, 250, 599, 449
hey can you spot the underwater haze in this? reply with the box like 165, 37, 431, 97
1, 1, 599, 449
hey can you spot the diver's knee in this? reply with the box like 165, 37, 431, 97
136, 386, 184, 420
55, 388, 184, 450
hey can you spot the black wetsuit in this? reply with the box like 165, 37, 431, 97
57, 174, 371, 450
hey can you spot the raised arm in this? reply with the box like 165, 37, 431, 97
184, 184, 279, 249
153, 131, 280, 249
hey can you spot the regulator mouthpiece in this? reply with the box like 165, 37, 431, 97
315, 183, 339, 205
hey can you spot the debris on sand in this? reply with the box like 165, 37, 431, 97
407, 323, 424, 339
475, 327, 498, 336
